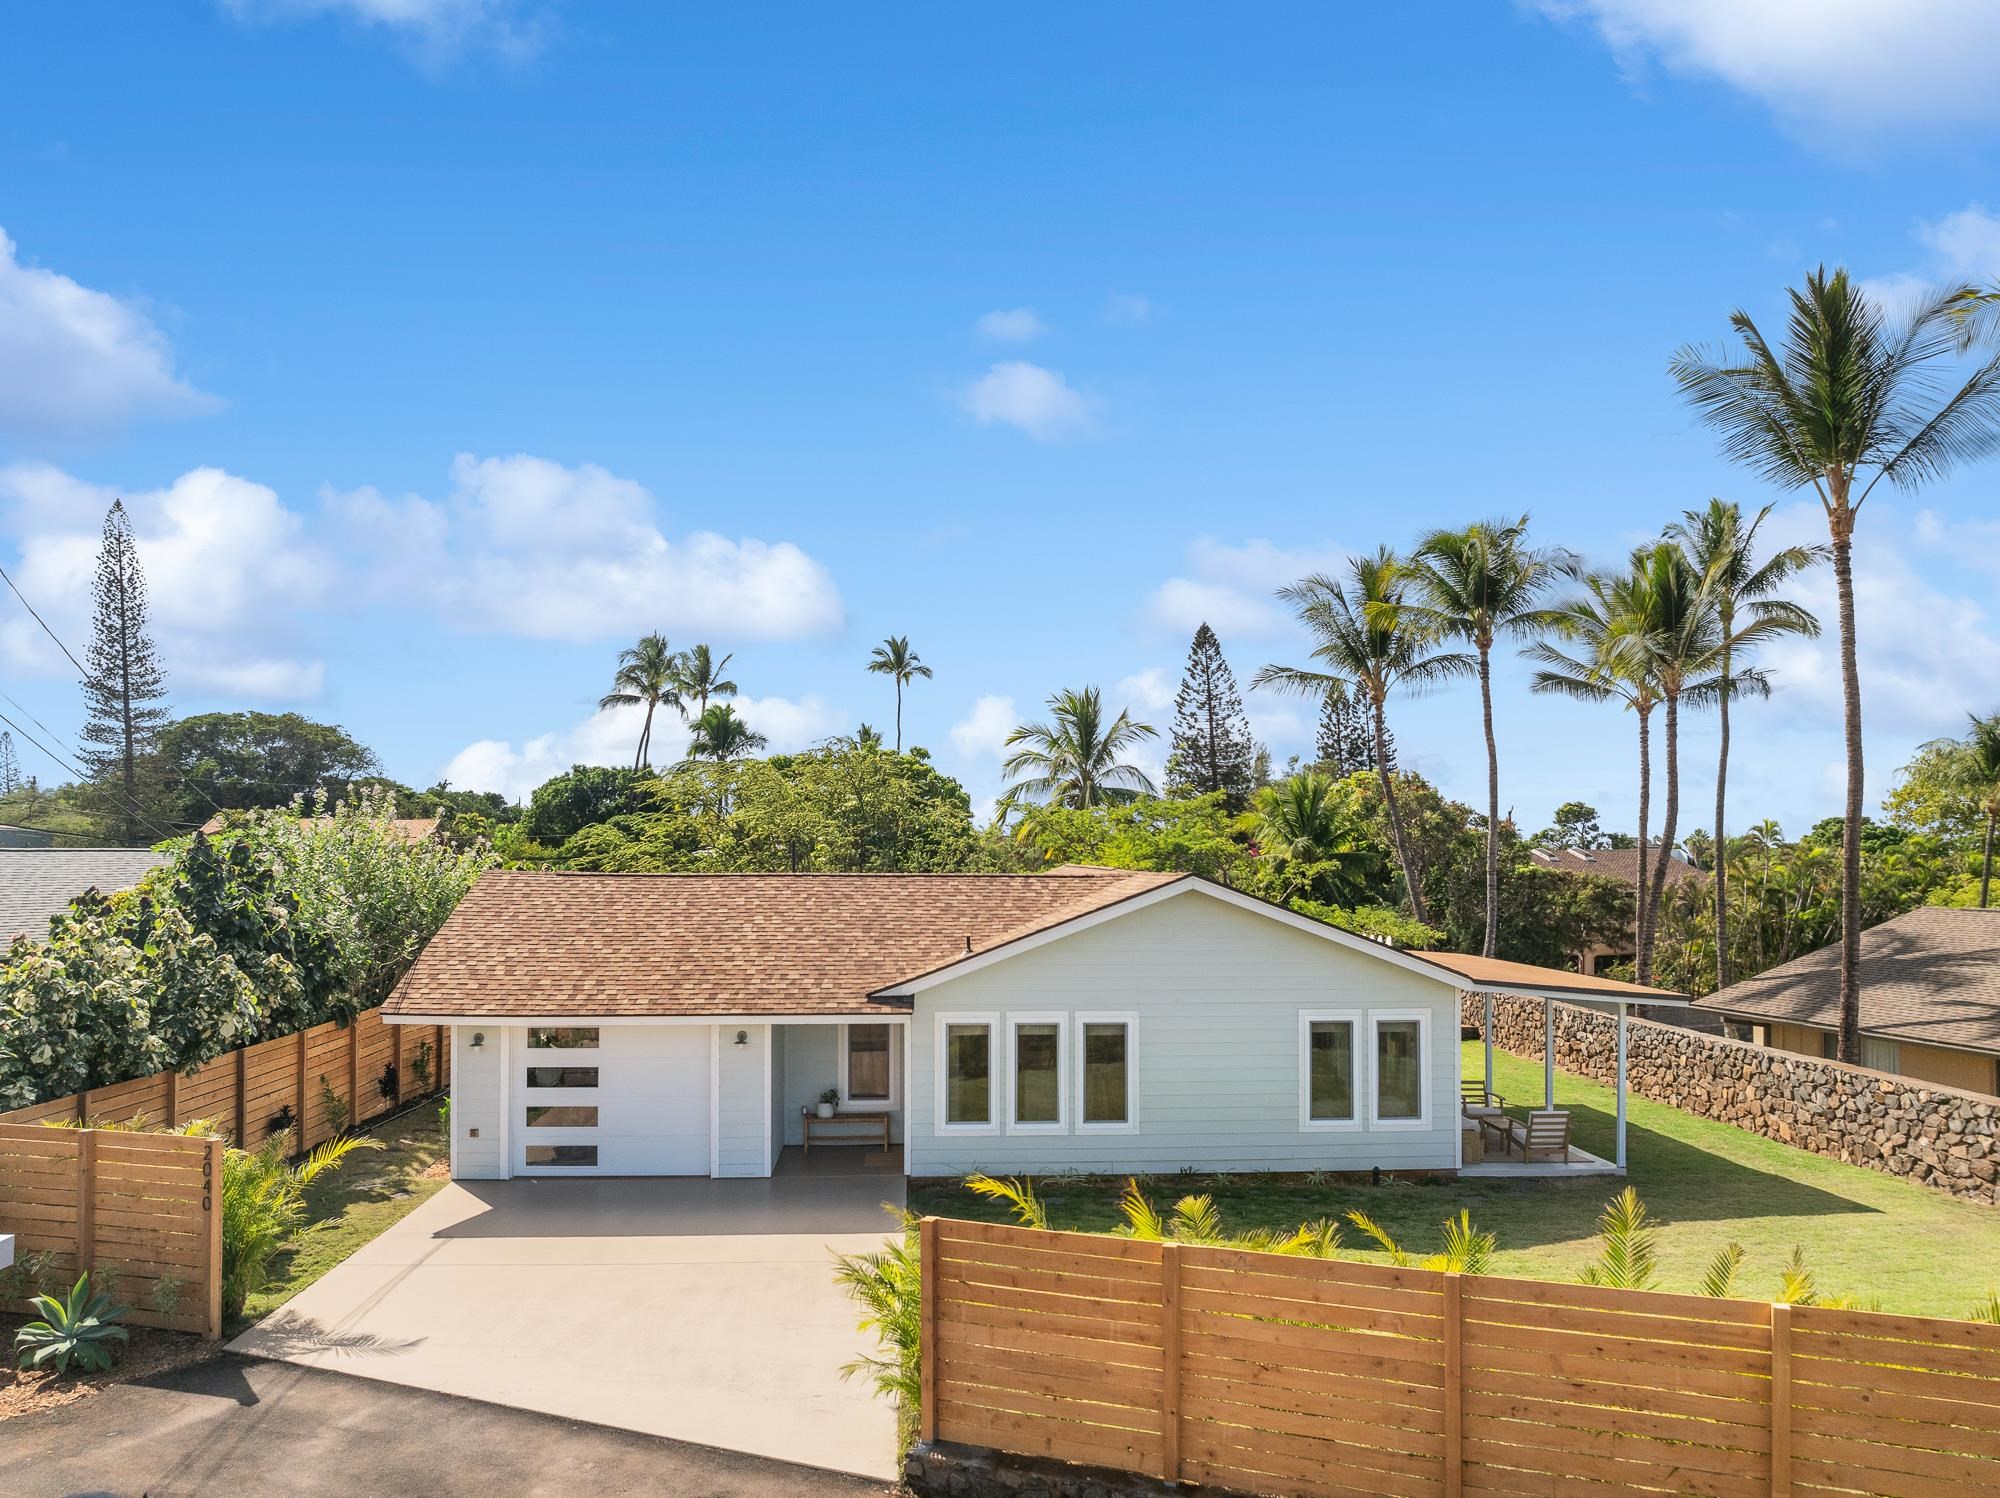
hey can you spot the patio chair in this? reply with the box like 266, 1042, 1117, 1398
1460, 1078, 1505, 1115
1517, 1109, 1572, 1162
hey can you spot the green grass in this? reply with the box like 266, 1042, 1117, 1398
235, 1102, 450, 1329
907, 1041, 2000, 1319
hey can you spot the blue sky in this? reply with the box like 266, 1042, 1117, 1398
2, 1, 1998, 835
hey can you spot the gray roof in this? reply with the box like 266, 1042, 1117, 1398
1696, 907, 2000, 1056
1528, 843, 1702, 889
0, 849, 172, 942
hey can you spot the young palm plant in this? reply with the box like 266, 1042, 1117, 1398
599, 633, 683, 769
220, 1130, 382, 1318
1696, 1242, 1747, 1300
1000, 687, 1157, 812
1344, 1209, 1495, 1274
866, 636, 933, 753
831, 1215, 923, 1452
1673, 268, 2000, 1058
1111, 1179, 1342, 1257
1577, 1187, 1659, 1292
1251, 770, 1381, 907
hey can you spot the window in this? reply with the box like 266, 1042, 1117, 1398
528, 1028, 599, 1049
1076, 1015, 1136, 1132
938, 1018, 995, 1129
1371, 1013, 1428, 1127
1299, 1013, 1359, 1128
523, 1144, 597, 1168
525, 1066, 599, 1088
1820, 1032, 1838, 1060
1009, 1017, 1064, 1131
524, 1106, 598, 1127
842, 1024, 893, 1105
1861, 1036, 1901, 1074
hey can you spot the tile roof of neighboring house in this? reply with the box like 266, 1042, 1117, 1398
1695, 907, 2000, 1056
385, 866, 1183, 1019
1528, 843, 1703, 889
0, 849, 172, 942
197, 813, 440, 843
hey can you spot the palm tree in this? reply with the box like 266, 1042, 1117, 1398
685, 703, 767, 762
1665, 500, 1822, 986
1253, 548, 1474, 925
1405, 517, 1570, 957
1252, 770, 1380, 906
866, 636, 933, 752
675, 644, 738, 718
1925, 713, 2000, 908
1000, 686, 1157, 810
599, 633, 682, 769
1672, 266, 2000, 1059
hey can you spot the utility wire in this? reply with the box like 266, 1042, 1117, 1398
0, 706, 186, 844
0, 561, 88, 677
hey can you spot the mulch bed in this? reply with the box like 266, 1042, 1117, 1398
0, 1314, 220, 1421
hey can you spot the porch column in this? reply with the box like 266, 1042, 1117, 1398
1543, 999, 1555, 1110
1615, 1002, 1629, 1172
1482, 992, 1495, 1098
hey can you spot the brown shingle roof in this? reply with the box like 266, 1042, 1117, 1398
1413, 950, 1681, 1001
384, 867, 1182, 1019
1695, 907, 2000, 1055
1529, 844, 1702, 889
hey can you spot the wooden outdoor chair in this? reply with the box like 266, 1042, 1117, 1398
1461, 1078, 1505, 1115
1516, 1109, 1572, 1162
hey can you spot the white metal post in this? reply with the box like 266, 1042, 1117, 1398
1615, 1002, 1629, 1172
1482, 992, 1495, 1099
1543, 1000, 1555, 1110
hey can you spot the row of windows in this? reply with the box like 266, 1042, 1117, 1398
1300, 1011, 1430, 1130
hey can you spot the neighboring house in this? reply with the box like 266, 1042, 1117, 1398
383, 866, 1667, 1182
198, 812, 441, 843
1696, 907, 2000, 1099
0, 848, 172, 942
1529, 843, 1703, 977
0, 824, 54, 849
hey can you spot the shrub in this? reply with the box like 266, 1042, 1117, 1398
220, 1129, 382, 1317
832, 1214, 922, 1454
13, 1272, 129, 1376
317, 1075, 350, 1137
376, 1062, 399, 1103
410, 1041, 434, 1093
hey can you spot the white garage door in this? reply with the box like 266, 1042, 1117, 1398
512, 1024, 711, 1176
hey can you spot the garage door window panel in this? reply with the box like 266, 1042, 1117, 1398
523, 1145, 598, 1168
524, 1105, 598, 1127
527, 1028, 600, 1049
525, 1066, 599, 1088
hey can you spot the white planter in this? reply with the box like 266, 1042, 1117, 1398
816, 1102, 835, 1119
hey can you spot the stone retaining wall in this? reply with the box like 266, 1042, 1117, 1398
1464, 994, 1998, 1205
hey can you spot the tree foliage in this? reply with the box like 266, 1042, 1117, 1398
1164, 624, 1255, 809
78, 500, 172, 843
151, 711, 380, 827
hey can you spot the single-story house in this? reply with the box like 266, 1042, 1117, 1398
1528, 842, 1702, 978
1696, 907, 2000, 1098
0, 847, 172, 942
384, 867, 1674, 1182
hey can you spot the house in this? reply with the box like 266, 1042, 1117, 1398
1695, 906, 2000, 1098
0, 823, 54, 849
198, 812, 442, 843
0, 847, 172, 941
382, 866, 1676, 1182
1529, 842, 1702, 976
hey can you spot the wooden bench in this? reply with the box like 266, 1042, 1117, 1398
801, 1110, 891, 1152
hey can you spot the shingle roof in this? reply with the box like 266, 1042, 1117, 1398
1695, 907, 2000, 1055
1413, 950, 1681, 1002
0, 849, 171, 942
384, 867, 1183, 1019
1529, 844, 1702, 889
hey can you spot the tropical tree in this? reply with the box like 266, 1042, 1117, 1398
1665, 500, 1822, 986
1165, 623, 1256, 809
1000, 687, 1157, 811
1405, 517, 1569, 956
1252, 770, 1381, 906
685, 704, 768, 762
1254, 549, 1474, 925
599, 633, 682, 769
78, 500, 172, 843
675, 644, 737, 718
866, 636, 932, 753
1921, 713, 2000, 907
1672, 266, 2000, 1059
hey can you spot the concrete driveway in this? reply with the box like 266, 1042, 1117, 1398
232, 1159, 905, 1481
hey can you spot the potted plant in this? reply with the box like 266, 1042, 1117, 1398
816, 1087, 839, 1120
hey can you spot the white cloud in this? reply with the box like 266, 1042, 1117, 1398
333, 452, 846, 643
0, 228, 215, 440
1859, 203, 2000, 313
0, 462, 328, 698
1115, 668, 1174, 714
949, 694, 1017, 759
974, 307, 1046, 342
1145, 536, 1351, 639
957, 361, 1095, 441
731, 692, 845, 752
1103, 293, 1152, 326
1532, 0, 2000, 138
218, 0, 548, 60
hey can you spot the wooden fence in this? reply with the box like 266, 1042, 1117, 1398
0, 1123, 223, 1338
0, 1006, 450, 1154
920, 1217, 2000, 1498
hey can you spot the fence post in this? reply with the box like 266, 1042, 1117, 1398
75, 1086, 89, 1126
1160, 1243, 1183, 1482
75, 1130, 96, 1274
164, 1069, 178, 1130
1443, 1270, 1463, 1498
202, 1134, 223, 1340
295, 1030, 309, 1148
919, 1216, 939, 1445
435, 1024, 446, 1089
348, 1017, 361, 1127
393, 1021, 405, 1103
234, 1046, 248, 1145
1770, 1303, 1792, 1497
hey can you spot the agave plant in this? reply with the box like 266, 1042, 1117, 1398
13, 1272, 129, 1376
831, 1213, 922, 1451
1578, 1187, 1659, 1292
1345, 1209, 1495, 1274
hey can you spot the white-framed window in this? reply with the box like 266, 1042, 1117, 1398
935, 1014, 998, 1132
1006, 1013, 1067, 1134
1298, 1011, 1362, 1130
1369, 1010, 1430, 1129
840, 1023, 897, 1109
1074, 1013, 1137, 1133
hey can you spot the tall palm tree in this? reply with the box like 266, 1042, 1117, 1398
676, 645, 738, 718
1665, 500, 1822, 987
1253, 548, 1474, 926
1928, 713, 2000, 908
599, 633, 682, 769
685, 703, 767, 762
1405, 517, 1570, 957
866, 636, 933, 752
1252, 770, 1380, 906
1000, 686, 1157, 810
1672, 267, 2000, 1059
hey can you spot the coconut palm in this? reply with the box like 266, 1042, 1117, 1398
1924, 713, 2000, 907
1000, 686, 1157, 810
599, 633, 682, 769
866, 636, 932, 752
1405, 517, 1571, 956
685, 703, 767, 762
1252, 770, 1381, 906
1672, 267, 2000, 1059
675, 644, 737, 718
1665, 500, 1823, 986
1253, 549, 1474, 925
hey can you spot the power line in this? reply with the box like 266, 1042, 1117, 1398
0, 561, 87, 677
0, 706, 185, 844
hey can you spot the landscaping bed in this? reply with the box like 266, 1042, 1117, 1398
0, 1317, 217, 1422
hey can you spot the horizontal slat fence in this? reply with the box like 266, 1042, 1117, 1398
922, 1218, 2000, 1498
0, 1122, 223, 1338
0, 1007, 449, 1153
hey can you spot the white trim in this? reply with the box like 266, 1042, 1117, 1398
935, 1012, 999, 1133
838, 1021, 899, 1111
497, 1026, 513, 1178
762, 1023, 776, 1174
1004, 1012, 1068, 1135
447, 1025, 459, 1181
708, 1025, 721, 1178
1368, 1010, 1431, 1131
1074, 1012, 1139, 1134
388, 1013, 912, 1028
1297, 1010, 1363, 1131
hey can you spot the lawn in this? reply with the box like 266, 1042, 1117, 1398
235, 1101, 450, 1329
906, 1041, 2000, 1320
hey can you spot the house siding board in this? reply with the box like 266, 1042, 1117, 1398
716, 1023, 767, 1177
907, 894, 1460, 1176
780, 1023, 837, 1146
451, 1024, 505, 1179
